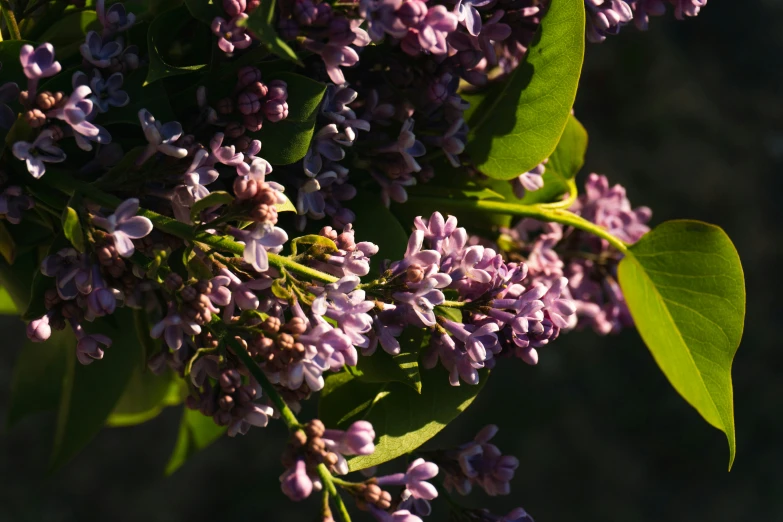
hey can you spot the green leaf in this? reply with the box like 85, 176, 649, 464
617, 220, 745, 468
319, 366, 487, 471
517, 113, 588, 205
62, 207, 85, 253
248, 73, 326, 165
51, 309, 144, 469
107, 370, 183, 427
145, 6, 207, 85
191, 191, 235, 222
290, 234, 338, 257
244, 0, 302, 65
463, 0, 585, 180
350, 189, 410, 274
0, 40, 34, 81
184, 0, 221, 24
99, 67, 177, 125
165, 407, 226, 475
38, 10, 101, 59
354, 327, 426, 393
276, 193, 297, 213
0, 221, 17, 264
93, 147, 151, 188
0, 250, 38, 314
0, 286, 18, 314
7, 329, 71, 428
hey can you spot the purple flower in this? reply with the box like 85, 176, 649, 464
672, 0, 707, 19
0, 81, 20, 130
179, 149, 220, 203
92, 198, 153, 258
74, 324, 112, 365
26, 315, 52, 343
454, 0, 491, 36
97, 0, 136, 34
80, 31, 123, 68
236, 223, 289, 272
378, 119, 426, 173
50, 85, 112, 151
393, 275, 449, 327
210, 132, 245, 167
211, 14, 253, 54
151, 308, 202, 351
0, 186, 34, 224
585, 0, 633, 42
280, 459, 314, 501
138, 109, 188, 161
74, 70, 130, 113
368, 507, 423, 522
12, 129, 66, 179
323, 420, 376, 455
512, 160, 546, 198
304, 125, 346, 177
19, 43, 62, 80
86, 267, 117, 318
475, 10, 512, 65
401, 4, 458, 55
502, 507, 535, 522
376, 458, 439, 500
630, 0, 667, 30
41, 248, 92, 300
303, 40, 361, 85
219, 268, 273, 320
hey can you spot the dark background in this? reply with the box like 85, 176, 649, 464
1, 2, 781, 521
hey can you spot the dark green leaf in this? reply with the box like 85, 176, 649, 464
354, 327, 426, 393
145, 6, 207, 85
38, 10, 101, 59
191, 191, 235, 222
245, 1, 302, 64
7, 330, 71, 428
463, 0, 585, 180
517, 113, 588, 205
51, 309, 144, 469
248, 73, 326, 165
100, 67, 177, 125
0, 221, 17, 264
319, 366, 487, 471
0, 250, 38, 314
617, 220, 745, 468
350, 189, 409, 274
93, 147, 150, 188
0, 40, 34, 82
107, 370, 182, 427
165, 407, 226, 475
184, 0, 221, 24
62, 207, 85, 253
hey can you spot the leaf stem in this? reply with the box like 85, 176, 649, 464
407, 195, 629, 254
0, 0, 21, 40
40, 171, 339, 284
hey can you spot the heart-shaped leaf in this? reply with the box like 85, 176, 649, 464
618, 220, 745, 468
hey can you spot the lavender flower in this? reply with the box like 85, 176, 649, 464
80, 31, 123, 68
585, 0, 634, 42
74, 70, 130, 113
454, 0, 492, 36
512, 160, 546, 198
376, 458, 439, 499
0, 186, 34, 224
92, 198, 154, 258
97, 0, 136, 35
378, 119, 426, 173
393, 275, 449, 327
41, 249, 92, 300
323, 420, 376, 455
211, 14, 253, 54
151, 308, 202, 351
19, 43, 62, 93
12, 129, 66, 179
50, 85, 112, 151
236, 223, 289, 272
138, 109, 188, 162
280, 459, 314, 501
73, 323, 113, 365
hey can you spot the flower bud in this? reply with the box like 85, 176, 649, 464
234, 176, 259, 200
266, 80, 288, 101
281, 459, 313, 501
223, 0, 246, 17
88, 287, 116, 317
26, 315, 51, 343
243, 113, 264, 132
246, 81, 268, 98
237, 91, 261, 115
263, 99, 288, 122
341, 420, 375, 455
236, 66, 262, 91
398, 0, 428, 26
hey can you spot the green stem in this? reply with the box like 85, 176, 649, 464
222, 332, 352, 522
317, 464, 352, 522
407, 195, 629, 254
440, 300, 468, 308
538, 178, 578, 210
221, 332, 300, 429
0, 0, 21, 40
41, 171, 339, 284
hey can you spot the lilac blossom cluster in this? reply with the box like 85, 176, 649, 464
501, 173, 651, 334
585, 0, 707, 41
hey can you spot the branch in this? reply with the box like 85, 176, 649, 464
0, 0, 21, 40
407, 195, 629, 254
41, 171, 339, 284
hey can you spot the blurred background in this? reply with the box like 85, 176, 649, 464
1, 2, 781, 520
